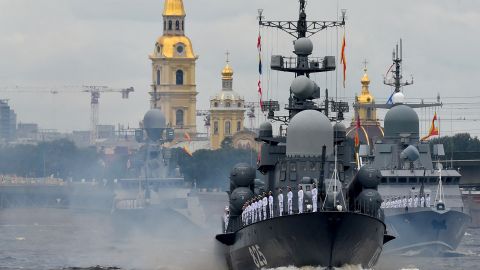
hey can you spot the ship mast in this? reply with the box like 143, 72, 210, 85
258, 0, 348, 122
384, 39, 413, 93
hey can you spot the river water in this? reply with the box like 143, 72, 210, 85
0, 208, 479, 270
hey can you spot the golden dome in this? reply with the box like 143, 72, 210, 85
222, 63, 234, 80
163, 0, 185, 16
357, 67, 374, 104
153, 36, 195, 58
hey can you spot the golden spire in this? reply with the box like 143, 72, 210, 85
357, 60, 374, 104
163, 0, 186, 16
222, 51, 234, 80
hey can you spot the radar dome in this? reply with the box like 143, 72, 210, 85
230, 163, 256, 187
357, 165, 381, 189
291, 76, 315, 100
229, 187, 254, 215
392, 92, 405, 104
384, 104, 419, 138
259, 122, 273, 138
143, 109, 166, 141
357, 189, 382, 210
287, 110, 333, 157
294, 37, 313, 56
400, 145, 420, 162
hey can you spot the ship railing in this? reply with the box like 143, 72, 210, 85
235, 200, 384, 230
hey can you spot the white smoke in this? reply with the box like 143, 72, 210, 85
263, 265, 366, 270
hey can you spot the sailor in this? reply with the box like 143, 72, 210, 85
413, 195, 418, 208
224, 206, 229, 233
252, 199, 257, 223
241, 204, 245, 225
381, 200, 385, 209
426, 194, 431, 207
258, 196, 263, 221
402, 196, 407, 208
336, 201, 343, 212
408, 196, 413, 208
262, 192, 268, 220
384, 199, 389, 208
298, 185, 304, 214
268, 191, 274, 218
246, 201, 251, 224
312, 183, 318, 212
420, 195, 425, 207
278, 188, 284, 216
287, 187, 293, 215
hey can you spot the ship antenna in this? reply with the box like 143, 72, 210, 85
259, 0, 348, 122
384, 38, 413, 93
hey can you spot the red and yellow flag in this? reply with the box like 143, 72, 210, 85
354, 112, 360, 148
182, 145, 193, 157
340, 32, 347, 88
421, 112, 439, 141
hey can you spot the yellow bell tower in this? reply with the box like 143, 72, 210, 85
149, 0, 198, 136
209, 58, 245, 150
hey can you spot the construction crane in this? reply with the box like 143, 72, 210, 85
0, 85, 134, 144
82, 86, 134, 144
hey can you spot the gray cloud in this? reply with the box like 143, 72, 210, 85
0, 0, 478, 135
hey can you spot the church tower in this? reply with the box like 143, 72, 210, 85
149, 0, 198, 136
209, 59, 245, 150
346, 65, 384, 146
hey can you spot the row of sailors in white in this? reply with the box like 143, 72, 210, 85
242, 184, 319, 225
380, 194, 431, 209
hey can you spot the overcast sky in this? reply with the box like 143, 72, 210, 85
0, 0, 479, 136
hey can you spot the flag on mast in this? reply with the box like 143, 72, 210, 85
257, 32, 263, 107
421, 112, 439, 141
340, 32, 347, 88
354, 112, 360, 148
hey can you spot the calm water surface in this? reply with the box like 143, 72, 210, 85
0, 208, 479, 270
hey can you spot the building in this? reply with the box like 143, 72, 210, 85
17, 123, 38, 140
209, 61, 246, 150
0, 100, 16, 142
149, 0, 198, 137
346, 67, 384, 146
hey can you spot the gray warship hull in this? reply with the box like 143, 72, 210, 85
384, 208, 470, 255
216, 211, 388, 270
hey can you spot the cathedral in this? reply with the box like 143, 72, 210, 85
346, 66, 384, 146
209, 60, 246, 150
149, 0, 198, 137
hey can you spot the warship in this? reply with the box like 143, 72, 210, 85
111, 108, 205, 229
358, 41, 471, 255
215, 1, 393, 269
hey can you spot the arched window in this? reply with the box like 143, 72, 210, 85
225, 121, 231, 135
156, 69, 161, 85
237, 121, 241, 132
164, 21, 166, 31
168, 20, 172, 30
176, 70, 184, 85
175, 20, 180, 30
226, 102, 231, 107
214, 102, 218, 107
176, 109, 184, 126
213, 121, 219, 135
182, 21, 184, 30
237, 102, 242, 107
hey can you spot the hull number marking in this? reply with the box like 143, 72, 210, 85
248, 244, 268, 268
